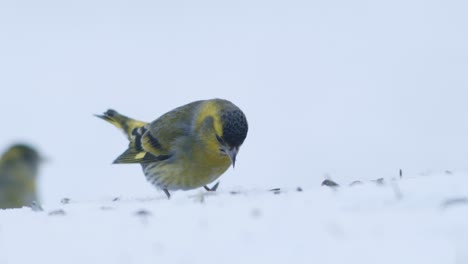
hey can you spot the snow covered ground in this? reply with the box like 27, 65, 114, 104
1, 171, 467, 264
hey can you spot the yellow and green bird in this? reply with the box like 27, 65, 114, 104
0, 144, 42, 209
96, 99, 248, 198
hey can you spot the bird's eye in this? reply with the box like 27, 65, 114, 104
216, 135, 225, 145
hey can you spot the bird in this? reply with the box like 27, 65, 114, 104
96, 99, 248, 199
0, 144, 42, 209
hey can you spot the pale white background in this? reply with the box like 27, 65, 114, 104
0, 0, 467, 204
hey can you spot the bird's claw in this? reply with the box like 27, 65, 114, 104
204, 182, 220, 192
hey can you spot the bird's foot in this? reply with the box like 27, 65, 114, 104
163, 189, 171, 199
203, 182, 220, 192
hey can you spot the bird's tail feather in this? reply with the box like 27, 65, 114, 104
95, 109, 147, 141
96, 110, 163, 164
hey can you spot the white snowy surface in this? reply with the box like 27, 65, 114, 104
1, 172, 467, 264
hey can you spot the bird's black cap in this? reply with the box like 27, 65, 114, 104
221, 109, 248, 148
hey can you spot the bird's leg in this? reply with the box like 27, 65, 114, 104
204, 182, 220, 192
163, 189, 171, 199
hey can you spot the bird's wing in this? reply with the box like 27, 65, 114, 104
113, 101, 203, 164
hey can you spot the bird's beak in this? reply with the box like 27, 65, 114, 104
226, 147, 238, 168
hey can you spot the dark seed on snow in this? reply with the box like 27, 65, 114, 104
349, 181, 363, 186
372, 178, 385, 185
135, 209, 152, 217
321, 179, 339, 187
441, 197, 468, 209
48, 209, 66, 216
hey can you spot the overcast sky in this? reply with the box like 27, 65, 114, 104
1, 0, 467, 204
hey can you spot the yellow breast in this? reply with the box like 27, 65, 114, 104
142, 136, 232, 191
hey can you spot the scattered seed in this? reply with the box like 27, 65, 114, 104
269, 188, 281, 192
296, 187, 303, 192
321, 179, 339, 187
269, 188, 281, 194
349, 181, 363, 186
48, 209, 66, 216
135, 209, 152, 217
441, 197, 468, 209
372, 178, 385, 185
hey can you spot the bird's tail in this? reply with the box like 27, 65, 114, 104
95, 109, 147, 140
96, 109, 162, 164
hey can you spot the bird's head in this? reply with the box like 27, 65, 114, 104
215, 106, 248, 167
2, 144, 42, 171
196, 99, 248, 168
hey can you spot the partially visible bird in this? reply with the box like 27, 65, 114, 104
0, 144, 42, 209
96, 99, 248, 199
